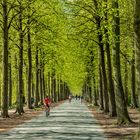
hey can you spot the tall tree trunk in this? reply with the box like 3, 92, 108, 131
63, 82, 66, 100
112, 0, 131, 124
42, 67, 46, 99
15, 55, 19, 113
93, 0, 109, 113
104, 0, 116, 116
60, 80, 63, 100
32, 82, 35, 98
134, 0, 140, 135
99, 66, 104, 110
65, 84, 69, 99
86, 80, 89, 102
106, 43, 117, 116
41, 52, 45, 101
51, 73, 54, 102
57, 76, 60, 101
131, 51, 138, 108
8, 60, 12, 107
39, 64, 43, 105
93, 76, 98, 106
0, 82, 1, 108
47, 72, 51, 98
86, 76, 92, 103
27, 6, 32, 109
16, 2, 24, 114
53, 74, 57, 102
35, 45, 39, 106
124, 60, 129, 105
88, 84, 92, 103
1, 0, 9, 118
51, 72, 57, 102
32, 73, 35, 98
99, 43, 109, 113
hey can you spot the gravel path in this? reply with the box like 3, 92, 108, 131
0, 100, 105, 140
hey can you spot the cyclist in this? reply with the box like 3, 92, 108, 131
44, 96, 51, 115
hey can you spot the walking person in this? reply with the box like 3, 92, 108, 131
78, 95, 80, 100
75, 94, 78, 100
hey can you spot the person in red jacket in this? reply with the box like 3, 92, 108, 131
44, 96, 51, 115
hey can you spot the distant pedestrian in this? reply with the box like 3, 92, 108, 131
78, 95, 80, 100
75, 94, 78, 100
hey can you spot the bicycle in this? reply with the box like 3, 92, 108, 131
44, 104, 50, 117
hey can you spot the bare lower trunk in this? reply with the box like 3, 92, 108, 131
27, 19, 32, 109
39, 69, 43, 105
124, 60, 129, 105
104, 1, 117, 115
131, 51, 138, 108
1, 0, 9, 117
16, 2, 24, 115
112, 0, 131, 124
134, 0, 140, 135
57, 76, 60, 101
53, 74, 57, 102
47, 72, 51, 98
93, 77, 98, 106
8, 60, 12, 106
100, 44, 109, 112
99, 66, 104, 110
35, 45, 39, 106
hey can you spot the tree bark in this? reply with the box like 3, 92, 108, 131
16, 2, 24, 115
57, 76, 60, 101
42, 67, 46, 99
124, 60, 129, 105
47, 72, 51, 98
112, 0, 131, 124
99, 66, 104, 110
93, 76, 98, 106
53, 72, 57, 102
104, 0, 116, 116
32, 73, 35, 98
60, 80, 63, 100
39, 68, 43, 105
130, 54, 138, 108
35, 45, 39, 106
134, 0, 140, 135
27, 7, 32, 109
99, 40, 109, 113
93, 0, 109, 113
1, 0, 9, 117
51, 73, 54, 102
8, 60, 12, 107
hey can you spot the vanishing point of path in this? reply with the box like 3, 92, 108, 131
0, 100, 105, 140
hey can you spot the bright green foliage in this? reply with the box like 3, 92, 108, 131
0, 0, 137, 108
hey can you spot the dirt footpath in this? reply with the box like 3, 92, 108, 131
0, 100, 105, 140
0, 101, 64, 133
90, 106, 139, 140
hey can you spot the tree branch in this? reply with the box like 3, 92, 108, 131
120, 50, 131, 64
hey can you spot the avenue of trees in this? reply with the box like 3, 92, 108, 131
1, 0, 140, 138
